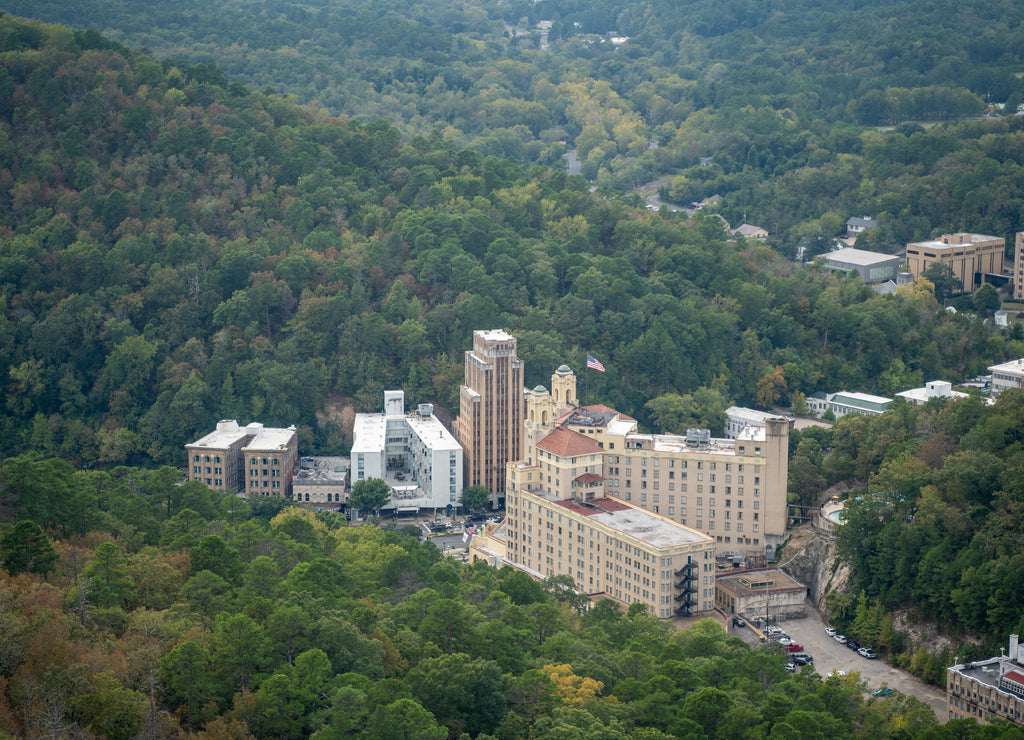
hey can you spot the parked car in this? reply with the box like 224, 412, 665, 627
785, 663, 797, 673
792, 654, 813, 665
825, 627, 837, 637
784, 643, 804, 652
873, 687, 893, 697
733, 617, 745, 628
766, 626, 784, 636
859, 648, 878, 659
833, 634, 848, 644
846, 640, 860, 651
777, 637, 793, 646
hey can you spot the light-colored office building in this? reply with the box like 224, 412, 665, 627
352, 390, 463, 513
906, 233, 1004, 293
186, 420, 297, 498
455, 330, 525, 506
292, 457, 349, 506
989, 358, 1024, 398
947, 634, 1024, 726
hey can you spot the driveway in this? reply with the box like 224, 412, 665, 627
727, 600, 948, 723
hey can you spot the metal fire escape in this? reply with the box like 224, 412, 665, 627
674, 557, 698, 617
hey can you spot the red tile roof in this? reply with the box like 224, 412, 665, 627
555, 496, 631, 517
536, 426, 603, 457
574, 473, 605, 484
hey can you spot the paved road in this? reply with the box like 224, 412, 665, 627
728, 601, 948, 723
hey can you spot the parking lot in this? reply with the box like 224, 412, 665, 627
729, 600, 948, 722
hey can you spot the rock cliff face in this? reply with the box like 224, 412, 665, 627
778, 525, 850, 609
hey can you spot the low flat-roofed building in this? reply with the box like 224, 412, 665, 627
906, 232, 1005, 292
807, 391, 893, 419
947, 634, 1024, 726
352, 390, 463, 513
715, 568, 807, 622
896, 380, 970, 405
824, 247, 902, 284
292, 456, 349, 507
989, 358, 1024, 398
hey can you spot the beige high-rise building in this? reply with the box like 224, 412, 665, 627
456, 330, 525, 506
906, 232, 1004, 293
1014, 232, 1023, 301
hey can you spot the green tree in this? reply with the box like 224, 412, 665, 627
1, 520, 58, 576
459, 485, 490, 513
972, 282, 1001, 315
349, 478, 391, 516
85, 542, 133, 608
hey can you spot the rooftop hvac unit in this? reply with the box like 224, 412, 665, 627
686, 428, 711, 446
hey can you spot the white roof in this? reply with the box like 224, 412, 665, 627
404, 410, 461, 451
826, 247, 899, 267
477, 329, 515, 343
989, 358, 1024, 376
726, 406, 780, 425
187, 420, 250, 449
590, 507, 710, 548
351, 413, 386, 454
896, 387, 969, 404
186, 420, 295, 451
833, 391, 893, 404
243, 424, 296, 452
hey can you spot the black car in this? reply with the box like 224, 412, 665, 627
733, 617, 746, 628
792, 654, 813, 666
846, 640, 860, 651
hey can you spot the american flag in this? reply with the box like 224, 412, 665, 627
586, 354, 606, 372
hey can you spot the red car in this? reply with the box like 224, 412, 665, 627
785, 643, 804, 652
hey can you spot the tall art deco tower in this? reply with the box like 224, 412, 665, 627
455, 330, 525, 507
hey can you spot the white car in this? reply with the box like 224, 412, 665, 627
825, 627, 836, 637
777, 638, 793, 646
833, 634, 848, 644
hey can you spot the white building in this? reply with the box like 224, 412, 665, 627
989, 358, 1024, 398
896, 380, 970, 406
724, 406, 787, 439
805, 391, 893, 419
352, 391, 463, 513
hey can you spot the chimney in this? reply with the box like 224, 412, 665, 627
1011, 634, 1019, 664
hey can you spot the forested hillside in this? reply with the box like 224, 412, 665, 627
6, 0, 1024, 244
0, 472, 967, 739
1, 15, 1022, 468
